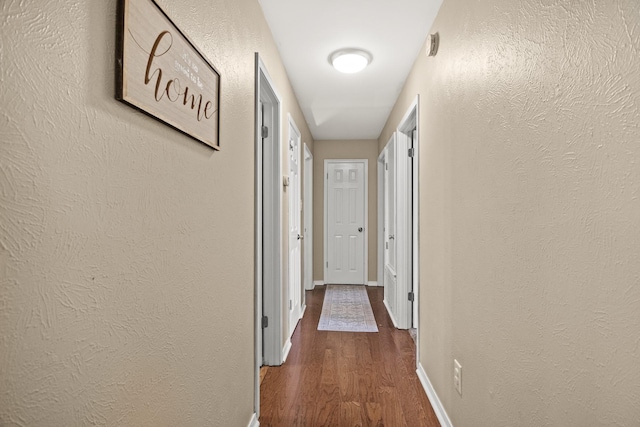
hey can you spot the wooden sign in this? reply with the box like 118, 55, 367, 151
116, 0, 221, 150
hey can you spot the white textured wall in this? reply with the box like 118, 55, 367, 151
0, 0, 311, 425
380, 0, 640, 425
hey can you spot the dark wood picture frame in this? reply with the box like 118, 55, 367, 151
116, 0, 221, 150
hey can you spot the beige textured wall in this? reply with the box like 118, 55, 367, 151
0, 0, 311, 425
312, 140, 379, 283
380, 0, 640, 425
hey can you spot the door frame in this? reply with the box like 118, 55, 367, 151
303, 144, 313, 290
287, 114, 302, 337
396, 96, 420, 351
254, 53, 283, 421
323, 159, 368, 285
377, 149, 385, 295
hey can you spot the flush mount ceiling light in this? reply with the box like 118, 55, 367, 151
329, 49, 372, 74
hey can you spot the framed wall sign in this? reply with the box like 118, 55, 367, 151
116, 0, 221, 150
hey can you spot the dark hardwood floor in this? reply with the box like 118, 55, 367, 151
260, 286, 441, 427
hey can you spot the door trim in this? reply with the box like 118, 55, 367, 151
392, 98, 419, 331
323, 159, 368, 285
397, 96, 420, 359
254, 53, 283, 423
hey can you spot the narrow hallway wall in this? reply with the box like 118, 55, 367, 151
380, 0, 640, 425
0, 0, 311, 425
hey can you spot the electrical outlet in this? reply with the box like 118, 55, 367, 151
454, 359, 462, 396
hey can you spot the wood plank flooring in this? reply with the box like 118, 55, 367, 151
260, 286, 441, 427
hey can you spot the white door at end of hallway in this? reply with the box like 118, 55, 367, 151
325, 161, 366, 285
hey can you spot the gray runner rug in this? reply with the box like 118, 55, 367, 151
317, 285, 378, 332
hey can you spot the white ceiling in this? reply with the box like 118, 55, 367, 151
258, 0, 443, 141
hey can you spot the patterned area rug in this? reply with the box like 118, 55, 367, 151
317, 285, 378, 332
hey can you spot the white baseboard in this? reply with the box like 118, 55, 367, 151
367, 281, 378, 287
247, 412, 259, 427
417, 363, 453, 427
383, 299, 400, 328
282, 339, 292, 363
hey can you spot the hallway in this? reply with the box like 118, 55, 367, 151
2, 1, 639, 425
260, 286, 440, 427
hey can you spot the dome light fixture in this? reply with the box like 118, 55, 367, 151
329, 48, 372, 74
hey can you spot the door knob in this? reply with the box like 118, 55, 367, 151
388, 235, 394, 240
297, 234, 303, 240
358, 227, 363, 232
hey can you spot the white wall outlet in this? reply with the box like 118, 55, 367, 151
454, 359, 462, 396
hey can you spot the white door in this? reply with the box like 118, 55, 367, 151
288, 118, 302, 335
303, 144, 313, 291
383, 137, 398, 321
325, 160, 367, 285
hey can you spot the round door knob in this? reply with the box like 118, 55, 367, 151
297, 234, 303, 240
358, 227, 363, 232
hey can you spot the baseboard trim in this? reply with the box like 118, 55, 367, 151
367, 281, 378, 287
383, 299, 400, 328
247, 412, 259, 427
282, 338, 292, 363
313, 280, 324, 288
417, 363, 453, 427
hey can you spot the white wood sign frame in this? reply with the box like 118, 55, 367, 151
116, 0, 221, 150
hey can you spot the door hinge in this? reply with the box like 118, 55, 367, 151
408, 147, 415, 157
261, 315, 269, 329
385, 163, 388, 170
326, 261, 328, 268
261, 125, 269, 139
408, 292, 415, 302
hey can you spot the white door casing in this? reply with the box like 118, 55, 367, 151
254, 54, 283, 418
397, 97, 419, 335
410, 128, 419, 330
256, 56, 283, 368
377, 149, 385, 294
287, 115, 302, 336
324, 160, 367, 285
383, 97, 419, 333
